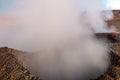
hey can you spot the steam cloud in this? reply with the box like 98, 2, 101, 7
0, 0, 113, 80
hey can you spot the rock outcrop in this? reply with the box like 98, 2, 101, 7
0, 47, 41, 80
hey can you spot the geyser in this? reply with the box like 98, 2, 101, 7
0, 0, 113, 80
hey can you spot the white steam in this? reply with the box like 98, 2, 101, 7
0, 0, 113, 80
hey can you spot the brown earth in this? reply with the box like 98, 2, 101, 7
0, 47, 41, 80
0, 10, 120, 80
107, 10, 120, 32
91, 10, 120, 80
93, 37, 120, 80
1, 33, 120, 80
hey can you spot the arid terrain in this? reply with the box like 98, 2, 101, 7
92, 10, 120, 80
0, 47, 41, 80
0, 10, 120, 80
107, 10, 120, 31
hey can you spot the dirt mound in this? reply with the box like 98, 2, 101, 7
0, 47, 41, 80
92, 10, 120, 80
92, 32, 120, 80
107, 10, 120, 32
0, 10, 120, 80
92, 43, 120, 80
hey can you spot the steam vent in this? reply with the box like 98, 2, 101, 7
92, 10, 120, 80
0, 10, 120, 80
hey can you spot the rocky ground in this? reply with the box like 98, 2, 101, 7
1, 33, 120, 80
0, 10, 120, 80
92, 34, 120, 80
107, 10, 120, 31
0, 47, 41, 80
91, 10, 120, 80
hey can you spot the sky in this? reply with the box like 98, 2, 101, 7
0, 0, 13, 12
106, 0, 120, 9
0, 0, 120, 13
